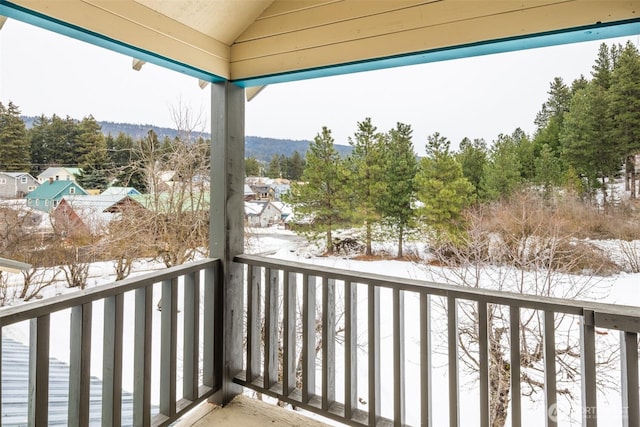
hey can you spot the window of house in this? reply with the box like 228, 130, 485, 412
20, 176, 27, 183
28, 186, 35, 191
53, 200, 58, 207
0, 178, 6, 185
55, 175, 59, 180
69, 188, 76, 194
35, 200, 39, 206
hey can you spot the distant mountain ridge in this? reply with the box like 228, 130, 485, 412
21, 116, 351, 161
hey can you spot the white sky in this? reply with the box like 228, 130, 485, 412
1, 18, 638, 153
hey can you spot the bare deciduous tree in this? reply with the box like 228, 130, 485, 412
428, 192, 619, 427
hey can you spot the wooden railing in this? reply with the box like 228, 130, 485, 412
0, 258, 222, 427
233, 254, 640, 427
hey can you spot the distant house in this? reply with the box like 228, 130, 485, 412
0, 172, 39, 199
245, 201, 282, 228
101, 186, 141, 196
53, 194, 127, 237
244, 184, 256, 201
25, 180, 88, 212
36, 167, 82, 184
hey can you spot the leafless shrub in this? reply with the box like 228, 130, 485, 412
617, 240, 640, 273
426, 191, 618, 427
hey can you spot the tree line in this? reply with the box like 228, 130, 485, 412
286, 41, 640, 256
0, 106, 212, 192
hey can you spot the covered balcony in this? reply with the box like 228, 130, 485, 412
1, 1, 640, 426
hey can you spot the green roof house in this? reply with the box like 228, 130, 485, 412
25, 179, 88, 212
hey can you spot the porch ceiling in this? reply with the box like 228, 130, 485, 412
2, 0, 640, 86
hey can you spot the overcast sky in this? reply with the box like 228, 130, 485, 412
1, 18, 638, 153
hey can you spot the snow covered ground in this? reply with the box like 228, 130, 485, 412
1, 225, 639, 426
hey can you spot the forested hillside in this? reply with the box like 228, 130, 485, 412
20, 117, 351, 162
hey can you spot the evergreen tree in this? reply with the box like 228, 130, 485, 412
456, 137, 487, 197
415, 133, 474, 244
591, 43, 613, 90
75, 115, 104, 166
561, 82, 621, 202
512, 128, 535, 182
286, 127, 348, 253
287, 150, 305, 181
77, 130, 110, 191
533, 77, 572, 157
534, 143, 562, 199
0, 101, 29, 171
481, 133, 522, 200
47, 115, 79, 166
266, 154, 281, 178
609, 41, 640, 198
348, 117, 386, 255
379, 122, 418, 258
28, 114, 51, 175
245, 156, 261, 177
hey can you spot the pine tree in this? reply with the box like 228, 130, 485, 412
0, 101, 29, 171
47, 115, 79, 166
379, 122, 418, 258
609, 41, 640, 198
456, 137, 487, 197
415, 133, 474, 245
287, 150, 305, 181
481, 133, 522, 201
28, 114, 51, 175
245, 156, 261, 177
348, 117, 386, 255
77, 134, 110, 191
75, 115, 105, 166
534, 143, 562, 199
533, 77, 572, 157
561, 82, 621, 202
286, 127, 348, 253
266, 154, 281, 178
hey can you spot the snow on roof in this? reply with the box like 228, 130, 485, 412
60, 195, 125, 233
101, 186, 141, 196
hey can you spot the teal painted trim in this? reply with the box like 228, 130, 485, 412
0, 1, 226, 84
233, 19, 640, 87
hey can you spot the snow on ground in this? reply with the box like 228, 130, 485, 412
1, 225, 639, 426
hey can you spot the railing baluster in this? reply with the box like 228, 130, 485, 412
448, 297, 459, 427
183, 271, 200, 401
420, 292, 432, 427
160, 278, 178, 417
103, 293, 124, 427
510, 306, 521, 427
368, 284, 380, 427
393, 288, 405, 427
246, 265, 262, 383
28, 315, 50, 426
322, 277, 336, 411
345, 281, 358, 420
544, 311, 557, 427
264, 268, 279, 390
581, 310, 597, 427
212, 261, 224, 390
134, 285, 152, 426
302, 274, 317, 403
283, 271, 297, 396
478, 302, 489, 427
621, 331, 639, 427
69, 303, 92, 427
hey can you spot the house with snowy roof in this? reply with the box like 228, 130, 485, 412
53, 194, 127, 237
